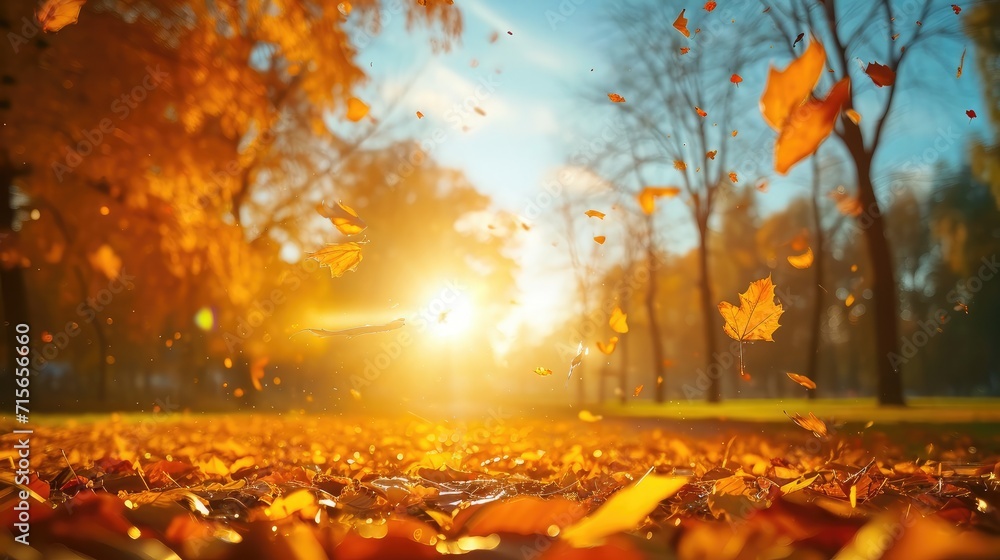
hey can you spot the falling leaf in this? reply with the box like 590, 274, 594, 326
674, 160, 687, 170
730, 73, 743, 86
957, 48, 966, 78
704, 1, 717, 11
792, 32, 805, 47
966, 109, 977, 121
786, 411, 828, 438
36, 0, 86, 32
596, 336, 618, 355
728, 171, 738, 183
560, 475, 688, 547
846, 108, 862, 124
680, 47, 691, 55
88, 244, 122, 280
534, 367, 554, 376
577, 410, 603, 423
292, 319, 405, 339
609, 306, 629, 334
707, 150, 718, 160
316, 200, 367, 235
787, 247, 814, 269
760, 36, 827, 129
732, 129, 738, 137
695, 106, 708, 117
346, 97, 370, 122
308, 242, 363, 277
593, 236, 606, 245
350, 388, 361, 401
489, 31, 499, 43
250, 357, 269, 391
585, 210, 605, 219
608, 93, 626, 103
567, 342, 586, 380
829, 189, 863, 217
864, 61, 896, 87
774, 78, 851, 174
416, 111, 424, 119
951, 4, 961, 14
637, 186, 681, 215
673, 9, 690, 37
786, 372, 817, 389
755, 179, 769, 192
779, 474, 819, 495
337, 1, 352, 16
845, 294, 855, 306
633, 385, 644, 397
474, 106, 486, 116
718, 275, 784, 343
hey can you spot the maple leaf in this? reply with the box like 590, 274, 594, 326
673, 9, 690, 37
36, 0, 86, 32
596, 336, 618, 355
787, 247, 814, 269
308, 242, 363, 277
316, 200, 367, 235
608, 93, 626, 103
719, 275, 784, 343
637, 186, 680, 215
609, 306, 629, 333
346, 97, 370, 122
584, 210, 605, 219
864, 62, 896, 87
760, 36, 826, 129
786, 372, 817, 389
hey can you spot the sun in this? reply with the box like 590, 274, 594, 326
431, 292, 475, 338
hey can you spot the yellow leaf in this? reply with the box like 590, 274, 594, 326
268, 489, 319, 520
88, 244, 122, 280
346, 97, 370, 122
317, 200, 367, 235
787, 247, 814, 269
533, 367, 553, 376
585, 210, 605, 219
849, 484, 857, 508
609, 306, 629, 334
577, 410, 603, 422
596, 336, 618, 355
350, 388, 362, 400
760, 36, 827, 130
786, 372, 817, 390
718, 275, 784, 342
845, 108, 862, 125
786, 411, 828, 438
637, 186, 681, 215
779, 474, 819, 495
250, 356, 269, 391
561, 475, 689, 547
308, 242, 363, 277
36, 0, 86, 33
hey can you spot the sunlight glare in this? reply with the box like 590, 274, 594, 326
431, 292, 475, 338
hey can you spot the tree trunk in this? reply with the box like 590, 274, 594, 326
806, 159, 824, 400
845, 132, 905, 405
696, 220, 720, 403
645, 239, 667, 403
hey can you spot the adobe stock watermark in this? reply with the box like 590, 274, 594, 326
888, 254, 999, 369
349, 281, 468, 391
33, 269, 136, 369
52, 65, 169, 182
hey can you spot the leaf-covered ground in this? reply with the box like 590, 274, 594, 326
2, 413, 1000, 559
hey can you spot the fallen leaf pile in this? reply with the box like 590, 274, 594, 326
2, 414, 999, 559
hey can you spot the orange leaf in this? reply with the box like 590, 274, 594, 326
787, 247, 814, 269
308, 242, 363, 277
633, 384, 644, 397
730, 73, 743, 86
608, 93, 626, 103
728, 171, 738, 183
36, 0, 86, 32
718, 275, 784, 342
609, 306, 629, 334
786, 372, 817, 389
760, 35, 827, 130
695, 106, 708, 117
706, 150, 717, 159
786, 411, 828, 438
828, 189, 863, 217
845, 108, 862, 125
251, 357, 269, 391
951, 4, 961, 14
585, 210, 605, 219
680, 47, 691, 55
673, 9, 690, 37
594, 236, 606, 245
774, 78, 851, 174
637, 186, 680, 215
534, 367, 553, 376
674, 160, 687, 170
864, 61, 896, 87
346, 97, 369, 122
704, 1, 717, 12
416, 111, 424, 119
316, 200, 367, 235
731, 129, 738, 137
596, 336, 618, 355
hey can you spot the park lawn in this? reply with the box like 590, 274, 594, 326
597, 397, 1000, 423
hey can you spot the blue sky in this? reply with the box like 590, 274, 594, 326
342, 0, 992, 339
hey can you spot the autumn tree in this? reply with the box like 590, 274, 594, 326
760, 0, 968, 405
602, 1, 769, 402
